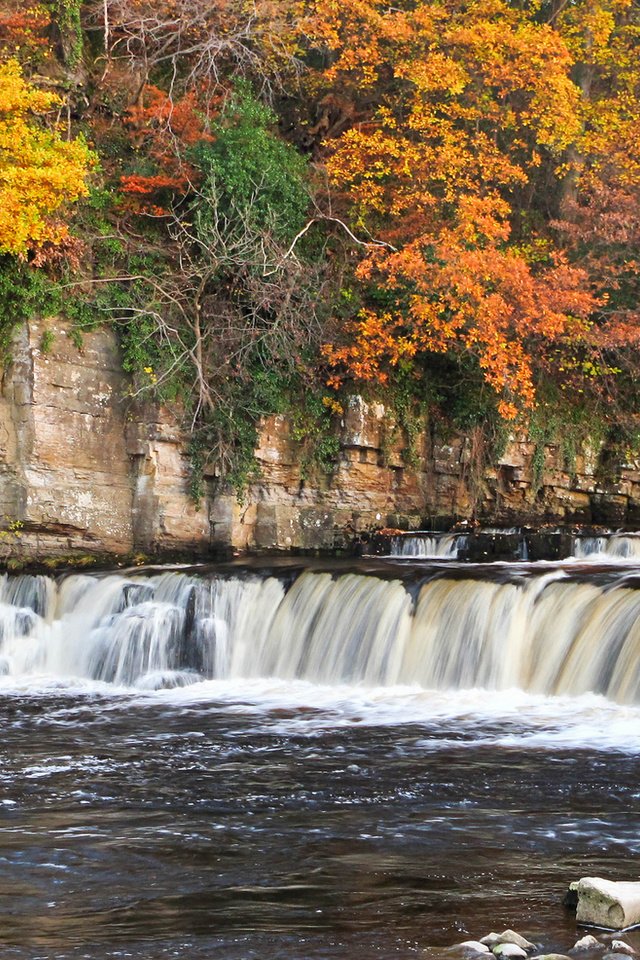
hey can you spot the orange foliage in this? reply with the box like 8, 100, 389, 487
303, 0, 601, 416
120, 85, 216, 209
0, 2, 50, 62
120, 173, 191, 196
125, 86, 217, 148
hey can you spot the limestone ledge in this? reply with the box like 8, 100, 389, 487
1, 320, 640, 560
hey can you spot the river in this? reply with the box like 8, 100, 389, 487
1, 559, 639, 959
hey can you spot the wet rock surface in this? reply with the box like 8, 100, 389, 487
611, 942, 637, 955
492, 944, 528, 958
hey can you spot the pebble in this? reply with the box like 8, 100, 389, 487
572, 937, 604, 953
448, 924, 633, 960
532, 955, 572, 960
493, 945, 528, 959
499, 931, 536, 952
482, 936, 503, 948
611, 943, 636, 956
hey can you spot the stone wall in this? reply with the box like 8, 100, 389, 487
0, 319, 639, 561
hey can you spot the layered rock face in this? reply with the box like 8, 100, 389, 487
0, 319, 134, 557
0, 319, 208, 560
0, 320, 639, 560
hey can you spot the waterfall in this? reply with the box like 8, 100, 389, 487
573, 534, 640, 559
390, 533, 466, 558
2, 566, 640, 703
388, 529, 533, 561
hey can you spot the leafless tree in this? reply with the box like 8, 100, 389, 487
73, 179, 343, 484
83, 0, 304, 99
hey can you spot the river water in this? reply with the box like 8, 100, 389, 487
1, 560, 640, 959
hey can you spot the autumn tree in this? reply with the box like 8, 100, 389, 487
298, 0, 608, 417
0, 59, 95, 256
545, 0, 640, 409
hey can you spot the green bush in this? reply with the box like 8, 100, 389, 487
0, 259, 57, 358
192, 83, 310, 249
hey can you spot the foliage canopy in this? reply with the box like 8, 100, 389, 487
3, 0, 640, 484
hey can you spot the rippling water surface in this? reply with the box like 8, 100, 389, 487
2, 678, 640, 960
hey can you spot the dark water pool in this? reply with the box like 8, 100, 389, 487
1, 685, 639, 959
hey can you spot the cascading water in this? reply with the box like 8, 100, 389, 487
573, 532, 640, 559
3, 564, 640, 703
389, 533, 465, 558
388, 529, 535, 561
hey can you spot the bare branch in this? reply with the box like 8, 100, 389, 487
83, 0, 304, 98
262, 215, 397, 276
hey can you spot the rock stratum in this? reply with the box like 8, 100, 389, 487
1, 319, 639, 561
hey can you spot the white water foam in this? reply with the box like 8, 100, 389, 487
1, 672, 637, 753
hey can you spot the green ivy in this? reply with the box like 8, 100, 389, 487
528, 396, 608, 494
51, 0, 83, 69
291, 392, 341, 481
0, 259, 57, 358
40, 329, 55, 354
528, 415, 548, 495
191, 82, 310, 248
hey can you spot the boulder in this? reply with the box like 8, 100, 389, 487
568, 879, 640, 930
458, 942, 491, 954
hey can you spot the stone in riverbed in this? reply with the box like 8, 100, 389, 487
603, 954, 636, 960
458, 942, 491, 954
498, 931, 537, 952
493, 944, 528, 959
482, 932, 536, 952
482, 935, 503, 948
533, 954, 572, 959
571, 936, 604, 953
532, 955, 572, 960
611, 942, 636, 955
568, 879, 640, 930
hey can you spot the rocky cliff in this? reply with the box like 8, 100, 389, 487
0, 319, 638, 562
